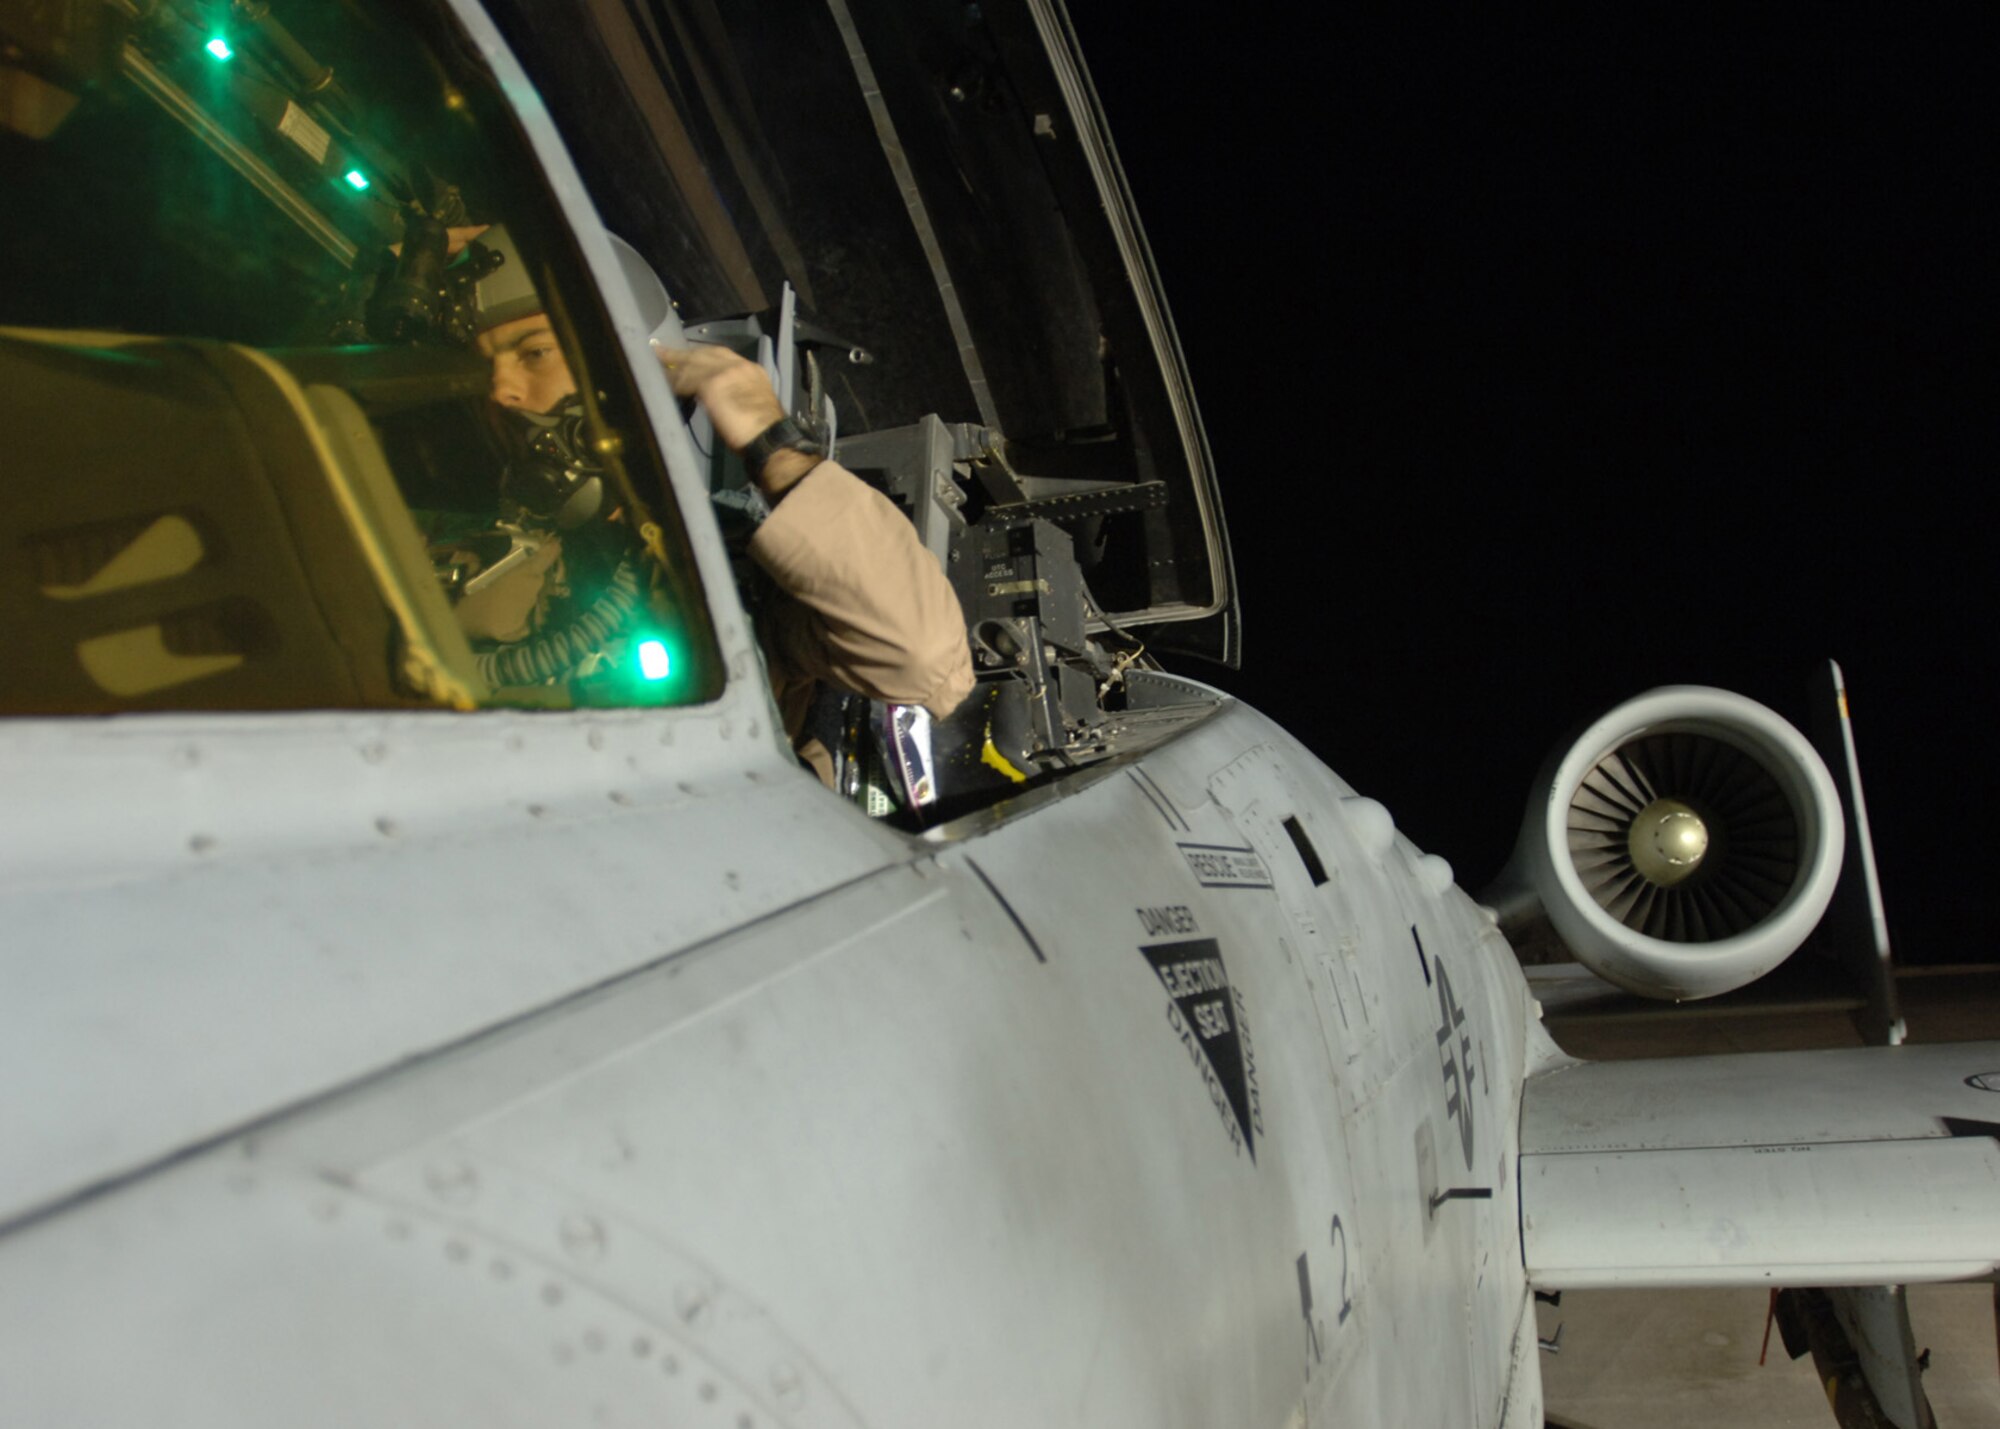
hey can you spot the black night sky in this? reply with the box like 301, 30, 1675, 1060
1070, 11, 1995, 966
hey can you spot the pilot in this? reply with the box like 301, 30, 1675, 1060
464, 229, 974, 785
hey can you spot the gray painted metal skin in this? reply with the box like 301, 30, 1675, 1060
3, 4, 1997, 1427
0, 689, 1543, 1428
1522, 1045, 2000, 1289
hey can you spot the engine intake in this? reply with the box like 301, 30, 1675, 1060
1497, 686, 1845, 1000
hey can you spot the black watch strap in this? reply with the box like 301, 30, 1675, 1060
742, 416, 825, 483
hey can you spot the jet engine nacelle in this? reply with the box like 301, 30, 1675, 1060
1499, 686, 1846, 1001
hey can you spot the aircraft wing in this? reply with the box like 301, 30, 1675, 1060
1521, 1042, 2000, 1289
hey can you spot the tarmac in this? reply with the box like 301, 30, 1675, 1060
1537, 1283, 1997, 1428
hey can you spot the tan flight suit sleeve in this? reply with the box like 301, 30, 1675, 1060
748, 461, 975, 775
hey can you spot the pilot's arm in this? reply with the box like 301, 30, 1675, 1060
658, 345, 974, 757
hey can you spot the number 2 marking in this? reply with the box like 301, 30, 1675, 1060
1329, 1214, 1354, 1325
1299, 1212, 1356, 1381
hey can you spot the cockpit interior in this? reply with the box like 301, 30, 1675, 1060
1, 0, 1232, 824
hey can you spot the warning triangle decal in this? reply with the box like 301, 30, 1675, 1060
1142, 937, 1257, 1161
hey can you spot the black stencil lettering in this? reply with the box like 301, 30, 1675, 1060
1142, 937, 1257, 1161
1297, 1252, 1322, 1371
1330, 1214, 1354, 1326
1435, 959, 1475, 1169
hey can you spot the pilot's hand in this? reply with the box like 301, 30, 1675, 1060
453, 537, 563, 643
388, 223, 491, 258
653, 343, 819, 498
652, 343, 781, 448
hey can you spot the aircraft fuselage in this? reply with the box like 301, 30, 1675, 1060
0, 686, 1542, 1427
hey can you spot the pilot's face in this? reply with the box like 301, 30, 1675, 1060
477, 314, 576, 414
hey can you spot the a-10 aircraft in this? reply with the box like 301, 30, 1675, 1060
2, 1, 1995, 1425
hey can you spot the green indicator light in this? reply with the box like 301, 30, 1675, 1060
637, 639, 671, 681
343, 169, 370, 191
205, 37, 234, 60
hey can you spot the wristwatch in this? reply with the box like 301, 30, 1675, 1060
741, 416, 825, 485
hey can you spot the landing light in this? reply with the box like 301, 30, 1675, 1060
204, 37, 234, 61
636, 639, 671, 681
343, 169, 370, 191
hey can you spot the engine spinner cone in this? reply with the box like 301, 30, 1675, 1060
1627, 798, 1709, 887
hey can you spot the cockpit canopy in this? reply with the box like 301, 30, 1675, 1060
477, 0, 1235, 662
1, 0, 1231, 815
